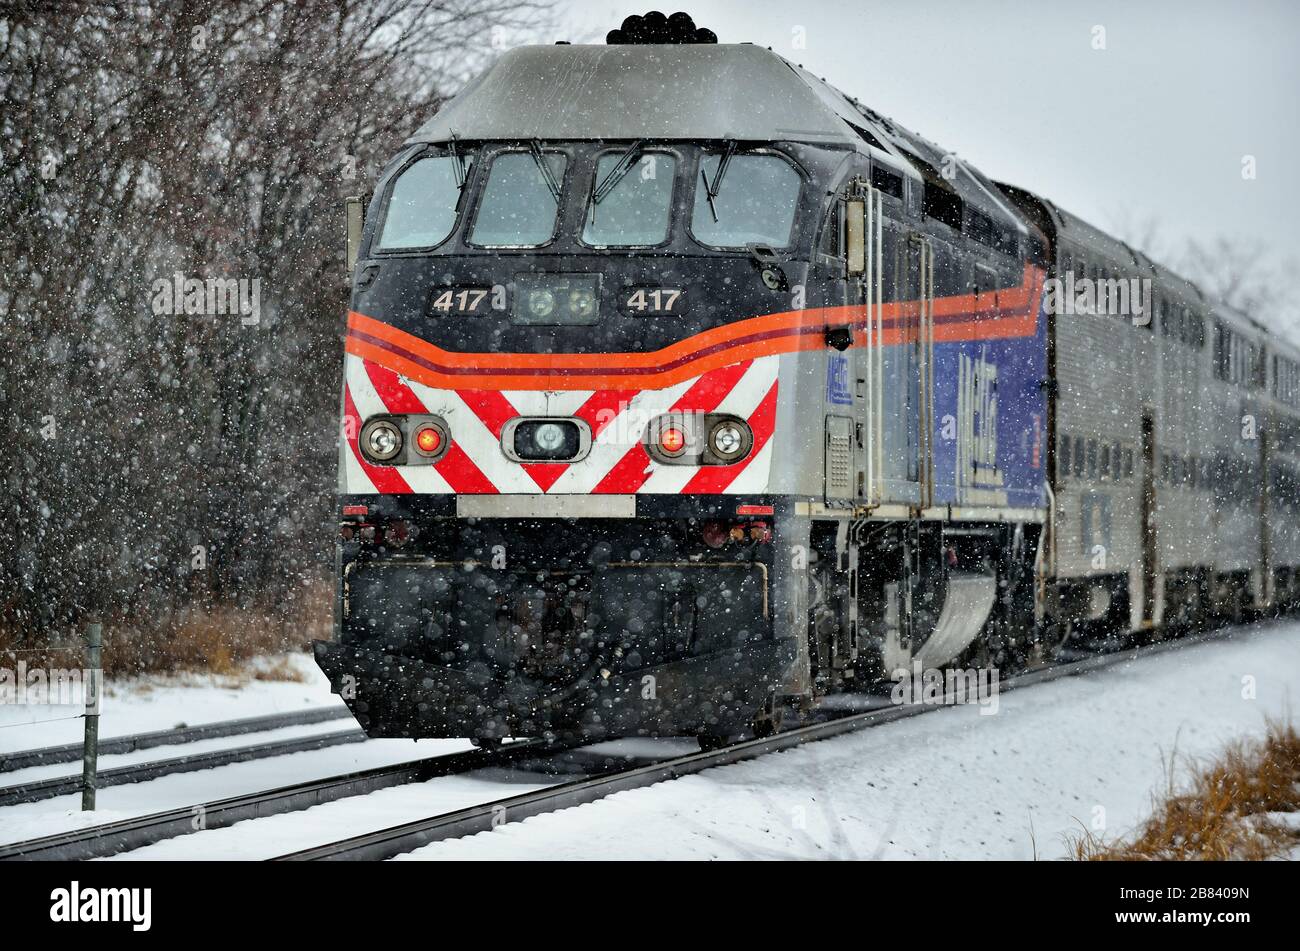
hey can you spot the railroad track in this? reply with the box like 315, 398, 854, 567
274, 620, 1276, 860
0, 739, 563, 860
0, 705, 351, 772
3, 618, 1275, 862
0, 728, 365, 807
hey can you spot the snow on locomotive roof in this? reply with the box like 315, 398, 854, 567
407, 43, 906, 162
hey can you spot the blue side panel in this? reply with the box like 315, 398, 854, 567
930, 295, 1049, 510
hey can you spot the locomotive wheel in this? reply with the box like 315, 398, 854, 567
751, 694, 785, 738
696, 729, 748, 752
697, 695, 784, 750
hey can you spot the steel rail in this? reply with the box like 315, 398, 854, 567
0, 705, 351, 772
0, 729, 367, 807
0, 739, 555, 861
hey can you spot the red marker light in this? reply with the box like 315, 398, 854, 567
659, 426, 686, 455
735, 504, 774, 516
386, 520, 412, 546
414, 425, 442, 456
701, 521, 728, 549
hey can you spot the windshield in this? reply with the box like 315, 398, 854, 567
376, 154, 468, 250
691, 152, 800, 248
583, 152, 676, 247
471, 150, 567, 247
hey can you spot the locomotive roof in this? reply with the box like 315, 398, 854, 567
407, 42, 1037, 236
407, 43, 866, 145
1011, 187, 1288, 347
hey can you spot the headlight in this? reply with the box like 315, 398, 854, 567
508, 419, 586, 461
569, 288, 596, 319
528, 288, 556, 318
533, 422, 566, 452
361, 419, 403, 462
707, 420, 748, 459
513, 274, 601, 325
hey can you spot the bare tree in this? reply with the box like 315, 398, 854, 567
1108, 212, 1299, 345
0, 0, 555, 647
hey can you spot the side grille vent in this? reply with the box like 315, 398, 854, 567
825, 416, 854, 498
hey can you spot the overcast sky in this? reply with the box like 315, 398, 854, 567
553, 1, 1299, 284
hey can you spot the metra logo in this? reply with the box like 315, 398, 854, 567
827, 353, 853, 406
49, 881, 151, 932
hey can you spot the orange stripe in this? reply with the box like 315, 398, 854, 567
347, 264, 1044, 391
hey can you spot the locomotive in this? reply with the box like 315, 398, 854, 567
314, 12, 1300, 747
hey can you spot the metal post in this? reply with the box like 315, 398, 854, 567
81, 621, 102, 811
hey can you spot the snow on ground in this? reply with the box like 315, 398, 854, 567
0, 652, 342, 753
2, 623, 1297, 859
0, 651, 477, 847
393, 621, 1300, 861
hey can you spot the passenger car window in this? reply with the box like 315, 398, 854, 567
583, 152, 676, 247
471, 151, 567, 247
692, 152, 800, 248
377, 155, 469, 250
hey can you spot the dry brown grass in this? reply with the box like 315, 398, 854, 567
0, 578, 331, 683
1071, 720, 1300, 860
251, 655, 307, 683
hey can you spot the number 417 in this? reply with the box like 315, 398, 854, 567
627, 288, 681, 313
432, 289, 487, 312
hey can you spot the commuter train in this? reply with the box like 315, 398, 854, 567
314, 12, 1300, 747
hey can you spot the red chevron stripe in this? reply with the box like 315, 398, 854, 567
574, 388, 641, 435
456, 387, 648, 493
674, 360, 753, 410
679, 380, 779, 494
455, 387, 571, 492
363, 361, 426, 414
456, 387, 585, 492
353, 356, 776, 496
520, 463, 567, 492
590, 442, 654, 495
591, 362, 756, 494
343, 386, 411, 495
363, 363, 496, 494
439, 443, 499, 494
458, 389, 518, 437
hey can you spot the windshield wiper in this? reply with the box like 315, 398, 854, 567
528, 140, 562, 204
701, 139, 738, 223
592, 139, 645, 206
449, 131, 468, 190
